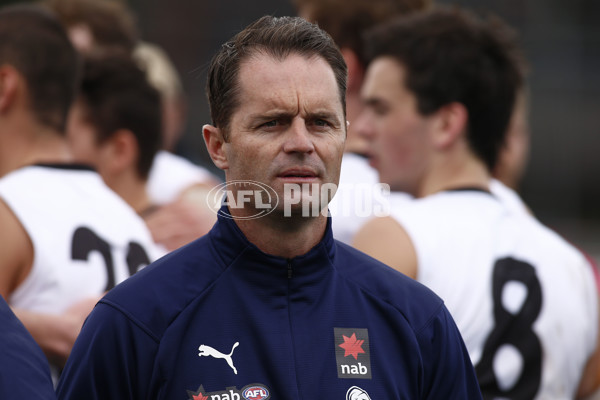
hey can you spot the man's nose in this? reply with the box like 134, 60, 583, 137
282, 119, 315, 154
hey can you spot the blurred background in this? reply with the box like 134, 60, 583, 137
2, 0, 599, 262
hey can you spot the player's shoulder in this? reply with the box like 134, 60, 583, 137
0, 164, 145, 226
1, 164, 113, 203
334, 240, 446, 332
518, 214, 588, 261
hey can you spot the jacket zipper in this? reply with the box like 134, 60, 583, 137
286, 258, 302, 398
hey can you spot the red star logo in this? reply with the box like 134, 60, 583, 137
187, 386, 209, 400
339, 333, 365, 360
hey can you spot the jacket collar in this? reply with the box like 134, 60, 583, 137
208, 205, 336, 275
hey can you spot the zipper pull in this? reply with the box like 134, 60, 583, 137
287, 260, 293, 279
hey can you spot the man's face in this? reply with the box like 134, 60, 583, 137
493, 90, 530, 189
220, 53, 346, 216
356, 57, 434, 196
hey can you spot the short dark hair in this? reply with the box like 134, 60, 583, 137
0, 4, 79, 132
294, 0, 431, 65
77, 55, 161, 180
206, 15, 347, 139
364, 7, 526, 171
42, 0, 138, 55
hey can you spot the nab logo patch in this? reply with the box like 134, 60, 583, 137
334, 328, 372, 379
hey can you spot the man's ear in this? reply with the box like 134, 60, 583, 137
0, 65, 20, 113
431, 102, 468, 149
104, 129, 138, 175
203, 124, 228, 170
341, 48, 364, 92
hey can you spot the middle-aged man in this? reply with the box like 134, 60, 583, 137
57, 15, 482, 400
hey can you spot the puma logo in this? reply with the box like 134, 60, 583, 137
198, 342, 239, 374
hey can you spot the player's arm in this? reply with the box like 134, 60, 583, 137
576, 292, 600, 398
12, 297, 99, 366
144, 183, 217, 251
0, 199, 33, 299
352, 216, 418, 279
0, 197, 97, 365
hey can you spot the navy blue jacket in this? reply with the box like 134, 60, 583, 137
57, 207, 481, 399
0, 295, 56, 399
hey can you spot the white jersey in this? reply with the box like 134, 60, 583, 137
390, 189, 598, 399
329, 152, 411, 244
490, 178, 530, 216
147, 150, 219, 205
0, 165, 161, 313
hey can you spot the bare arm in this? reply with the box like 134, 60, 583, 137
577, 294, 600, 398
144, 183, 217, 251
0, 198, 99, 365
13, 298, 99, 367
0, 199, 32, 300
352, 216, 418, 279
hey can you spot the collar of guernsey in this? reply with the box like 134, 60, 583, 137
211, 204, 337, 282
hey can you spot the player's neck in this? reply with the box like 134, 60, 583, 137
417, 152, 490, 198
106, 170, 152, 215
234, 212, 328, 259
0, 119, 72, 178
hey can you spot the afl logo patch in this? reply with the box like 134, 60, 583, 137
346, 386, 372, 400
242, 385, 270, 400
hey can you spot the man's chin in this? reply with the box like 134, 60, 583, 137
279, 194, 330, 218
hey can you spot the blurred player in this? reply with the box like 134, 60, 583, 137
0, 4, 159, 380
353, 7, 600, 398
293, 0, 431, 243
45, 0, 220, 251
67, 54, 212, 254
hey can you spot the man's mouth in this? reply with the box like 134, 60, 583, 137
278, 169, 317, 178
278, 168, 319, 180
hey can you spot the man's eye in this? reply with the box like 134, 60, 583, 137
315, 119, 328, 127
261, 120, 278, 128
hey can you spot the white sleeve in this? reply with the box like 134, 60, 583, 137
147, 151, 220, 205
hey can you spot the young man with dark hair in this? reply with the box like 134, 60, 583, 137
45, 0, 221, 251
0, 4, 159, 381
293, 0, 431, 244
57, 15, 481, 400
68, 55, 162, 217
353, 7, 600, 398
67, 55, 217, 254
